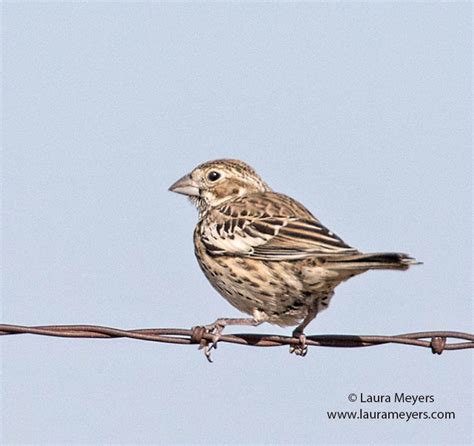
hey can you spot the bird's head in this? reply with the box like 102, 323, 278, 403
169, 159, 270, 213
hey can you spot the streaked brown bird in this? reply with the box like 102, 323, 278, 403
169, 159, 419, 359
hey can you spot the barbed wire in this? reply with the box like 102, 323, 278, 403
1, 324, 473, 358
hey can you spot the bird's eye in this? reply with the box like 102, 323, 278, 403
207, 171, 221, 182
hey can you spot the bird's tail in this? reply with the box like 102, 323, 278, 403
325, 252, 421, 271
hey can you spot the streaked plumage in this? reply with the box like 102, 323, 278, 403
169, 159, 419, 357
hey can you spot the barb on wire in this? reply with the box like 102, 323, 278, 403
1, 324, 473, 359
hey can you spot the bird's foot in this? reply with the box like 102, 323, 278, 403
193, 319, 227, 363
290, 331, 308, 357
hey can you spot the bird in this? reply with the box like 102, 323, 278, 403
169, 159, 419, 359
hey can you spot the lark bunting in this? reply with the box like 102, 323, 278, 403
169, 159, 419, 357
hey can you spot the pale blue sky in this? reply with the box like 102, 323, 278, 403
1, 2, 472, 445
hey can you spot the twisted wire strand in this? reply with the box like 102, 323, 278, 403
1, 324, 473, 354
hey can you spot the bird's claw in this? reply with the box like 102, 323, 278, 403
290, 333, 308, 357
195, 320, 226, 363
200, 331, 221, 363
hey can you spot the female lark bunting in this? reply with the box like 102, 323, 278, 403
169, 159, 419, 359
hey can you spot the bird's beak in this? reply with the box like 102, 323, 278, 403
168, 174, 200, 197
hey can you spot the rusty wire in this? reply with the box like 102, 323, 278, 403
0, 323, 473, 355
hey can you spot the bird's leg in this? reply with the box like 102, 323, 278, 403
199, 317, 263, 362
290, 307, 318, 357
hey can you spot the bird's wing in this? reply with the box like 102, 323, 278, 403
200, 194, 358, 260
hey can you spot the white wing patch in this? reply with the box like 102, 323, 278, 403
202, 218, 281, 255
